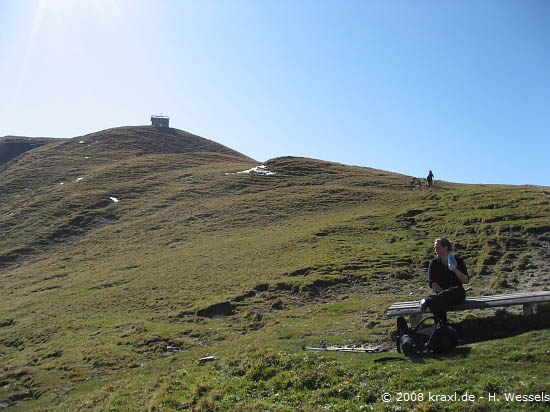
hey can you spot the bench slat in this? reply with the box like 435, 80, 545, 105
387, 291, 550, 307
388, 295, 548, 309
386, 291, 550, 316
388, 291, 550, 307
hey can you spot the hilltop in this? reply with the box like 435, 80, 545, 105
0, 126, 255, 268
1, 126, 549, 411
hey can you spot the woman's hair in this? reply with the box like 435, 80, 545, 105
436, 238, 453, 252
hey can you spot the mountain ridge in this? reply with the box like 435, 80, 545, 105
0, 126, 256, 174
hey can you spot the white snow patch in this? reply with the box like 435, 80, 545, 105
230, 165, 276, 176
84, 156, 90, 159
110, 197, 119, 203
76, 177, 84, 182
59, 182, 64, 185
79, 140, 85, 144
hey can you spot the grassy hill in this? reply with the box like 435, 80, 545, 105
0, 136, 65, 168
1, 126, 549, 411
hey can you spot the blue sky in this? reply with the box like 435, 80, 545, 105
1, 0, 549, 186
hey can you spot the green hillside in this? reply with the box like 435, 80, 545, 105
1, 126, 549, 411
0, 136, 65, 168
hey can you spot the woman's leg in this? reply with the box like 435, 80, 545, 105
424, 287, 465, 323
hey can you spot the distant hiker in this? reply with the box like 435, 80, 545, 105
427, 170, 434, 188
420, 238, 469, 325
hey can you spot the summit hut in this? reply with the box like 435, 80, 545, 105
151, 115, 169, 128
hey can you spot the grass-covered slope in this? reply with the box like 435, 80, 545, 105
0, 126, 254, 268
0, 136, 65, 168
1, 126, 549, 411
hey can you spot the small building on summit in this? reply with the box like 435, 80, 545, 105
151, 115, 169, 128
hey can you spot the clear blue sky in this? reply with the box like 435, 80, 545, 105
1, 0, 549, 186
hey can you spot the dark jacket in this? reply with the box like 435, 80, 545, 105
428, 256, 467, 290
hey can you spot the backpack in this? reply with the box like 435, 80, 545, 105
396, 316, 458, 356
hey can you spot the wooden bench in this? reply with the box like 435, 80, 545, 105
386, 290, 550, 325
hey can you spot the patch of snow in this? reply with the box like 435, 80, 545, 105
76, 177, 84, 182
79, 140, 85, 144
110, 197, 119, 203
84, 156, 90, 159
231, 165, 276, 176
60, 182, 64, 185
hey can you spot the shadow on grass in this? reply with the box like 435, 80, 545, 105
395, 304, 550, 362
403, 347, 473, 364
454, 303, 550, 345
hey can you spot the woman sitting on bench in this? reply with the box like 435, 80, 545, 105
420, 238, 469, 324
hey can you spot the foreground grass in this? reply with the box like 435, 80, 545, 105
20, 322, 550, 412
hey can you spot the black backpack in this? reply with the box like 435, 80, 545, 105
396, 316, 458, 356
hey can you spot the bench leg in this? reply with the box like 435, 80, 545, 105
523, 304, 534, 316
